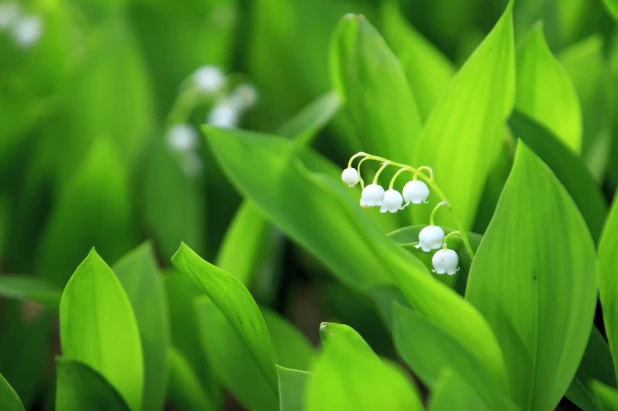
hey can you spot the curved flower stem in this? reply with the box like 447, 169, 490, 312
413, 165, 434, 180
389, 167, 413, 189
348, 152, 368, 168
430, 201, 449, 226
358, 153, 475, 258
443, 231, 462, 244
399, 241, 420, 248
372, 161, 390, 184
356, 156, 371, 189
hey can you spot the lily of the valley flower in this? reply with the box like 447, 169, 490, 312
208, 101, 239, 128
360, 184, 384, 207
341, 167, 360, 188
229, 83, 258, 110
380, 189, 404, 213
403, 180, 430, 205
432, 248, 459, 275
11, 15, 42, 47
415, 225, 445, 252
193, 66, 225, 94
167, 124, 198, 152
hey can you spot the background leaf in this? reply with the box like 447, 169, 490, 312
167, 346, 215, 411
55, 358, 129, 411
412, 2, 515, 229
428, 369, 490, 411
515, 23, 582, 153
0, 276, 61, 308
59, 249, 143, 411
263, 308, 314, 370
278, 366, 311, 411
465, 142, 598, 410
113, 243, 169, 411
0, 372, 24, 411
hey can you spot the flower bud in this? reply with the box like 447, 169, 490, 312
167, 124, 198, 152
415, 225, 445, 252
341, 168, 360, 188
360, 184, 385, 207
380, 189, 404, 213
11, 15, 42, 48
208, 102, 239, 128
432, 249, 459, 275
403, 180, 430, 205
193, 66, 225, 94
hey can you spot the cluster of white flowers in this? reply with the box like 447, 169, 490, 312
190, 65, 258, 129
166, 123, 202, 176
342, 152, 460, 275
0, 2, 43, 48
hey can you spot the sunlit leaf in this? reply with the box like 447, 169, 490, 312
59, 249, 143, 411
466, 142, 597, 410
428, 368, 490, 411
412, 2, 514, 230
515, 23, 582, 153
278, 366, 311, 411
592, 381, 618, 410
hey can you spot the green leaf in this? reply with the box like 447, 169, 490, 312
205, 126, 508, 386
393, 304, 515, 410
0, 275, 61, 308
167, 346, 215, 411
592, 381, 618, 411
599, 197, 618, 386
306, 325, 422, 411
428, 369, 490, 411
194, 297, 278, 411
412, 2, 515, 229
263, 309, 313, 370
278, 366, 311, 411
560, 35, 612, 180
509, 110, 607, 243
515, 23, 582, 153
329, 13, 421, 160
36, 138, 137, 285
0, 372, 24, 411
277, 91, 342, 145
172, 243, 278, 392
603, 0, 618, 20
113, 243, 169, 411
566, 327, 616, 411
55, 358, 129, 411
318, 322, 376, 359
380, 1, 455, 120
465, 142, 597, 410
59, 249, 144, 411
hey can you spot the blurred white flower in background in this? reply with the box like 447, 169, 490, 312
10, 15, 42, 47
166, 124, 198, 153
0, 2, 20, 29
228, 83, 258, 110
207, 100, 239, 128
193, 65, 226, 94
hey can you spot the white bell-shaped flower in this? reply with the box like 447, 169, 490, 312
415, 225, 445, 252
380, 189, 404, 213
193, 66, 225, 94
167, 124, 198, 152
229, 83, 258, 110
341, 168, 360, 188
207, 102, 239, 128
11, 15, 42, 48
360, 184, 385, 207
403, 180, 430, 205
432, 248, 459, 275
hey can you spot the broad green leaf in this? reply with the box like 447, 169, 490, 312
412, 2, 515, 230
509, 110, 607, 243
329, 13, 421, 160
560, 35, 612, 180
263, 309, 313, 370
278, 366, 310, 411
113, 243, 169, 411
59, 249, 143, 411
515, 23, 582, 153
369, 285, 409, 331
167, 346, 215, 411
466, 142, 597, 410
318, 322, 376, 359
0, 372, 24, 411
599, 197, 618, 385
393, 304, 515, 410
163, 270, 219, 405
566, 327, 616, 411
592, 381, 618, 410
55, 358, 129, 411
194, 297, 278, 411
206, 126, 508, 386
380, 1, 455, 120
172, 243, 278, 392
142, 138, 205, 260
36, 138, 137, 285
0, 275, 61, 308
603, 0, 618, 20
306, 326, 422, 411
428, 369, 490, 411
